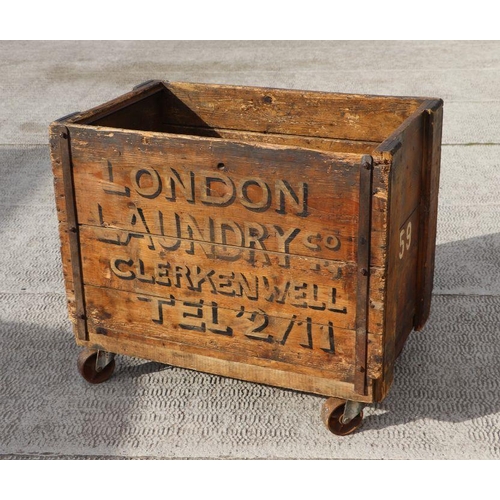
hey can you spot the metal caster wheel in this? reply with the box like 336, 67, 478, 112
321, 397, 364, 436
77, 349, 116, 384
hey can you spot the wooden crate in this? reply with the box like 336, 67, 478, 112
49, 80, 443, 434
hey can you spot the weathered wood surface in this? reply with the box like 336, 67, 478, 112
50, 81, 443, 403
64, 278, 380, 401
65, 80, 425, 144
66, 121, 388, 399
85, 285, 356, 381
49, 125, 86, 339
161, 82, 423, 143
68, 125, 389, 267
354, 156, 373, 394
373, 100, 443, 401
79, 225, 386, 332
159, 124, 378, 155
67, 124, 387, 394
81, 326, 375, 402
70, 80, 164, 127
414, 101, 444, 330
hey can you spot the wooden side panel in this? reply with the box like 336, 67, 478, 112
414, 102, 444, 330
373, 108, 427, 401
62, 125, 390, 400
162, 82, 423, 143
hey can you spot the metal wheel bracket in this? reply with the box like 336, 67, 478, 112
95, 350, 115, 373
341, 400, 366, 425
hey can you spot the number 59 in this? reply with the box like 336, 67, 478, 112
399, 221, 412, 259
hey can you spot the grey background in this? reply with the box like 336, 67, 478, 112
1, 41, 499, 459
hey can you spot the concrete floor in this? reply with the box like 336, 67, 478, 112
1, 41, 499, 459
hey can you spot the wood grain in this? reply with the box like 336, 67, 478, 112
49, 81, 443, 404
68, 125, 389, 267
49, 124, 81, 339
162, 82, 423, 143
159, 124, 378, 155
85, 285, 356, 382
373, 102, 431, 401
414, 101, 444, 330
79, 225, 386, 333
80, 225, 355, 328
68, 80, 165, 126
81, 328, 374, 401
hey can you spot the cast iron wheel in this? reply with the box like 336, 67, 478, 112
321, 397, 363, 436
77, 349, 115, 384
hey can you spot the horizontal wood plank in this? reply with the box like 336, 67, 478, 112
79, 225, 385, 334
80, 328, 374, 401
85, 285, 357, 382
160, 124, 379, 155
163, 82, 423, 143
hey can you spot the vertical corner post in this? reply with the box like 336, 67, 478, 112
414, 102, 443, 330
57, 125, 88, 341
354, 154, 374, 395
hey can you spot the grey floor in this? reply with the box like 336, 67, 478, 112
1, 41, 499, 459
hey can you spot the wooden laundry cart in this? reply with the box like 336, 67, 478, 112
49, 81, 443, 435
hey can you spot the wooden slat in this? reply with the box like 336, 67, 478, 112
414, 100, 444, 330
48, 132, 73, 280
89, 91, 165, 132
49, 127, 77, 338
85, 285, 356, 382
354, 155, 373, 394
49, 124, 87, 341
67, 80, 164, 125
81, 328, 373, 402
162, 82, 424, 143
160, 124, 379, 155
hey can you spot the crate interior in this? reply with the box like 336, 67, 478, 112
76, 83, 423, 155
